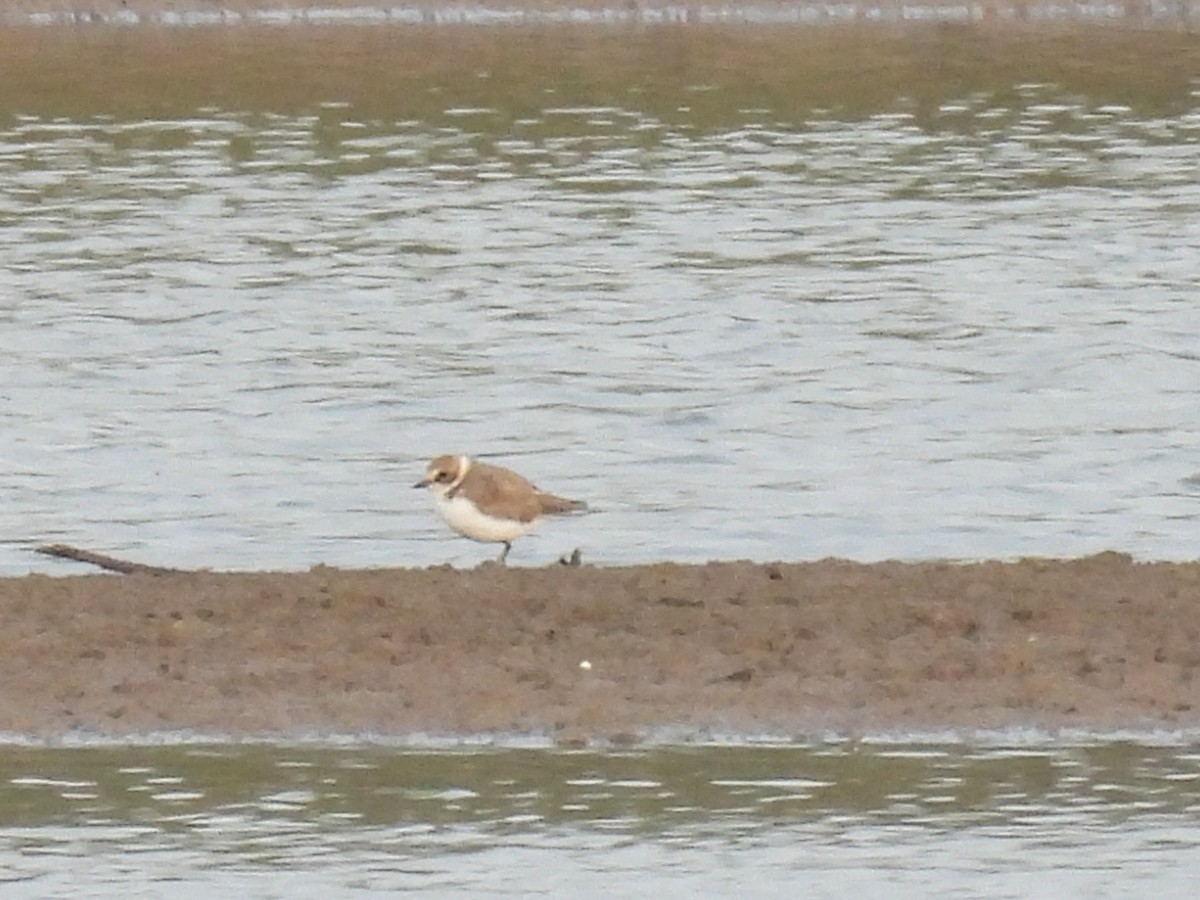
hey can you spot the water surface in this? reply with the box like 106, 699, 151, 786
2, 738, 1199, 896
1, 26, 1198, 573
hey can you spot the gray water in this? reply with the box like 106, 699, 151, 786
3, 80, 1199, 573
1, 737, 1199, 897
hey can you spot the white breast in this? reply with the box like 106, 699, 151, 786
435, 494, 537, 543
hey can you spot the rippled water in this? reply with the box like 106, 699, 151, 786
0, 738, 1197, 896
2, 28, 1200, 574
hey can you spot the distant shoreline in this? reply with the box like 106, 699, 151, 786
4, 17, 1197, 120
0, 0, 1194, 28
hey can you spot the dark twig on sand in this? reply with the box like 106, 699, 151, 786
35, 544, 183, 576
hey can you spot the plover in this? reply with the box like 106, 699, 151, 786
414, 454, 586, 563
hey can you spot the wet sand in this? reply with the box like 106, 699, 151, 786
3, 553, 1199, 741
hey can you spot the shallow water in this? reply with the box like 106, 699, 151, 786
1, 26, 1199, 574
0, 738, 1198, 896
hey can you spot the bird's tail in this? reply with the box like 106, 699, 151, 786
537, 493, 587, 515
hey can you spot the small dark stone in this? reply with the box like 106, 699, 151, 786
659, 596, 704, 608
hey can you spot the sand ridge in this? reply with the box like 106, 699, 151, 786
2, 552, 1197, 741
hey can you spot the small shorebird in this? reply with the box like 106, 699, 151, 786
414, 454, 586, 563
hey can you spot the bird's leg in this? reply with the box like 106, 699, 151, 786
498, 541, 512, 564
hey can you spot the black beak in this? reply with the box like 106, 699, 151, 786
413, 478, 429, 489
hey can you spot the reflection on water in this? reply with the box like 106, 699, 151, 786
1, 29, 1199, 574
0, 739, 1198, 896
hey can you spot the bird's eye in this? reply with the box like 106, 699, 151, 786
434, 471, 449, 482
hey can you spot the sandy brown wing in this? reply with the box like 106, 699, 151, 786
467, 462, 546, 523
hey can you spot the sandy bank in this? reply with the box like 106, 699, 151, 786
3, 553, 1198, 742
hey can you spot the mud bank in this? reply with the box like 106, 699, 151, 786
2, 553, 1198, 742
3, 3, 1200, 119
